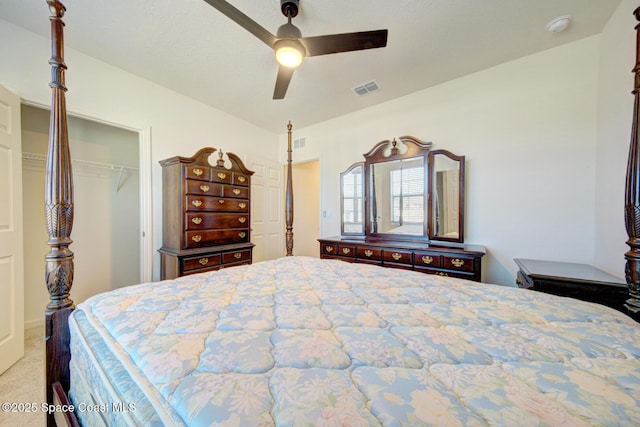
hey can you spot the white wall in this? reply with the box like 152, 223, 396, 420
0, 17, 280, 304
595, 0, 636, 278
285, 36, 601, 286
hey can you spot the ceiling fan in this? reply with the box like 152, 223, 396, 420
203, 0, 388, 99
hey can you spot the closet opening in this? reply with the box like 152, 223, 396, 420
20, 104, 147, 328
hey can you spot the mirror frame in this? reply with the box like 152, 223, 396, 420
364, 136, 432, 242
338, 135, 467, 244
428, 149, 465, 243
340, 162, 365, 237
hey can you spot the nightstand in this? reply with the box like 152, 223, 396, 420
514, 258, 628, 312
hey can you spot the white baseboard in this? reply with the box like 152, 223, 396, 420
24, 318, 44, 330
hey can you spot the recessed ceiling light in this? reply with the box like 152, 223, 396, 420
546, 15, 572, 33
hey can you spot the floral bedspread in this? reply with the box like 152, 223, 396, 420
71, 256, 640, 426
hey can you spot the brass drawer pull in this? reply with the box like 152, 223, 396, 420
219, 199, 225, 204
238, 232, 246, 238
198, 258, 208, 265
364, 250, 373, 257
192, 217, 202, 225
239, 202, 247, 209
342, 248, 351, 255
237, 176, 246, 183
233, 189, 241, 195
234, 252, 242, 259
217, 172, 227, 180
451, 258, 465, 268
192, 200, 202, 207
193, 168, 203, 176
192, 235, 202, 243
392, 252, 402, 261
421, 256, 433, 264
325, 246, 334, 253
238, 217, 247, 223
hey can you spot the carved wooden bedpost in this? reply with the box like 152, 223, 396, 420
285, 121, 294, 255
624, 7, 640, 319
45, 0, 75, 424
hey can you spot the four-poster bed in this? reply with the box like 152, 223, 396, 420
43, 1, 640, 426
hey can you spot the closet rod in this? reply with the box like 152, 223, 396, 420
22, 151, 138, 174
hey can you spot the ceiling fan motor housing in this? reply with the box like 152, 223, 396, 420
280, 0, 299, 18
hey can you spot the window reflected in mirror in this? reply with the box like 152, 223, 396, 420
370, 157, 425, 236
339, 136, 464, 243
340, 163, 364, 235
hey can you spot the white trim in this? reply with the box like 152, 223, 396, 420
139, 127, 153, 283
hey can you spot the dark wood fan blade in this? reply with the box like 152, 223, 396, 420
300, 29, 388, 57
273, 65, 295, 99
203, 0, 276, 48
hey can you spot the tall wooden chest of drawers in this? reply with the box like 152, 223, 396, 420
158, 147, 254, 279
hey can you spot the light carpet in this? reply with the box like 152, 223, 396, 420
0, 327, 45, 426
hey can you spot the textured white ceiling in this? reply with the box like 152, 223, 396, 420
0, 0, 622, 133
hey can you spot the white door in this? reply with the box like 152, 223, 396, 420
0, 85, 24, 374
249, 156, 284, 262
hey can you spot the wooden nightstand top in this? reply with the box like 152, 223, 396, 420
514, 258, 626, 289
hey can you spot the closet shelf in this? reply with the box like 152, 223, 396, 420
22, 152, 138, 192
22, 152, 138, 173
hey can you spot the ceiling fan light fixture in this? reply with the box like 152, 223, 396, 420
275, 39, 305, 68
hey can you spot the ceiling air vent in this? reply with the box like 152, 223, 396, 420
293, 137, 306, 149
353, 80, 380, 96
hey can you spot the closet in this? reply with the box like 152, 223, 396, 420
20, 105, 140, 327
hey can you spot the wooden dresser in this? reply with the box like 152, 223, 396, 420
318, 237, 485, 282
158, 147, 254, 279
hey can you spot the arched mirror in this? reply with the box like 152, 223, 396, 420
429, 150, 465, 243
364, 136, 431, 241
339, 136, 466, 244
340, 162, 365, 236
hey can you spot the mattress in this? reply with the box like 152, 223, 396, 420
69, 256, 640, 426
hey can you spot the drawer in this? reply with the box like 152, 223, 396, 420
185, 165, 210, 181
185, 229, 249, 248
385, 262, 414, 271
414, 252, 442, 268
337, 244, 356, 257
356, 258, 383, 266
182, 254, 222, 272
185, 180, 222, 196
182, 265, 220, 276
211, 170, 232, 184
383, 249, 412, 265
321, 242, 338, 256
222, 249, 252, 264
186, 213, 249, 230
357, 246, 382, 261
186, 196, 249, 212
233, 172, 249, 187
443, 256, 475, 272
414, 267, 475, 280
222, 185, 249, 199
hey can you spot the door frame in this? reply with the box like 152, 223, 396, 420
21, 100, 153, 283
